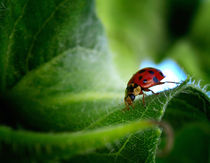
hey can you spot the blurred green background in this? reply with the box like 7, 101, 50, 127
96, 0, 210, 83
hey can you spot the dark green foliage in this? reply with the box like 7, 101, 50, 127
166, 0, 201, 38
157, 85, 210, 163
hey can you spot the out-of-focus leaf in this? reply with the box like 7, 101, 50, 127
189, 0, 210, 83
167, 40, 206, 81
0, 0, 122, 131
96, 0, 210, 85
0, 120, 156, 162
166, 0, 200, 38
157, 122, 210, 163
96, 0, 168, 80
96, 0, 203, 80
0, 0, 118, 92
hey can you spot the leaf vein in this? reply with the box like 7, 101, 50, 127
1, 0, 29, 91
25, 0, 69, 71
115, 134, 131, 156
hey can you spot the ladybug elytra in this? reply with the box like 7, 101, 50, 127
124, 67, 179, 110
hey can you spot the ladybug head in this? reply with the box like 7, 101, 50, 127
124, 83, 142, 107
124, 94, 135, 106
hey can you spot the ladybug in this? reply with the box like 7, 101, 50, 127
124, 67, 179, 110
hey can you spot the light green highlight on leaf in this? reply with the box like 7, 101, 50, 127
0, 120, 156, 160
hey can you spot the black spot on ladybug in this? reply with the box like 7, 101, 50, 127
143, 79, 147, 83
138, 69, 146, 74
153, 76, 159, 83
159, 71, 165, 77
148, 70, 154, 74
139, 76, 142, 80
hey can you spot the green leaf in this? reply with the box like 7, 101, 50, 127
157, 80, 210, 163
0, 0, 209, 162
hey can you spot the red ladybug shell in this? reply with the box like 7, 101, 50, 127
128, 67, 165, 89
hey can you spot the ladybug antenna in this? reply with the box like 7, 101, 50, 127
163, 81, 181, 84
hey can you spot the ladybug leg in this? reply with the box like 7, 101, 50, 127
139, 90, 146, 107
144, 88, 159, 95
152, 82, 165, 86
150, 89, 159, 95
152, 81, 178, 87
142, 92, 146, 107
139, 91, 146, 107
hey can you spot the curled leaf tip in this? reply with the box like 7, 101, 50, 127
151, 120, 174, 157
